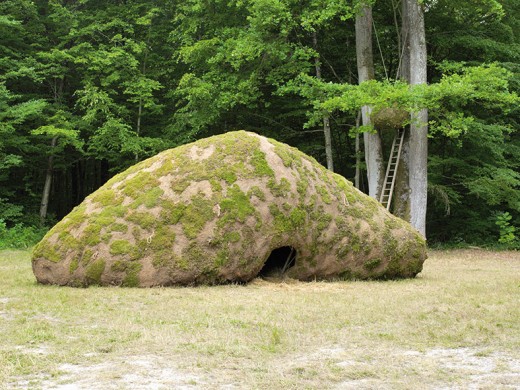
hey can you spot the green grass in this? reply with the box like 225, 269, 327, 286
1, 249, 519, 388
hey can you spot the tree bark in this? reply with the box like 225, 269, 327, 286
313, 32, 334, 171
398, 0, 411, 82
393, 0, 411, 220
406, 0, 428, 237
392, 130, 410, 220
362, 112, 384, 199
40, 136, 58, 226
356, 4, 384, 199
354, 110, 362, 189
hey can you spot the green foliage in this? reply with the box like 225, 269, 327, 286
0, 0, 519, 246
495, 212, 519, 248
285, 64, 518, 139
0, 220, 48, 249
31, 110, 84, 152
0, 199, 23, 222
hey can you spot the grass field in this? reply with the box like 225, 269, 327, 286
1, 249, 519, 389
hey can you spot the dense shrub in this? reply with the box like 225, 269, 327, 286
0, 220, 48, 249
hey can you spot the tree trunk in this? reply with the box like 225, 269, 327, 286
135, 40, 149, 162
362, 113, 384, 199
392, 130, 410, 220
313, 32, 334, 171
356, 4, 384, 199
354, 110, 361, 189
393, 0, 412, 220
40, 136, 58, 226
322, 116, 334, 171
406, 0, 428, 237
398, 0, 411, 82
137, 97, 143, 137
409, 108, 428, 237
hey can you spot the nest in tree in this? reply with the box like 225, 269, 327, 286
372, 106, 408, 131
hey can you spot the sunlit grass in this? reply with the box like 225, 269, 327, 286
0, 249, 519, 388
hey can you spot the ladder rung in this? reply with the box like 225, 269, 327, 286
379, 128, 407, 208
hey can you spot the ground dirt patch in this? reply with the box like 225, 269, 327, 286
1, 249, 519, 389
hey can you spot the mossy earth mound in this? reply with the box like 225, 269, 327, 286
32, 131, 426, 287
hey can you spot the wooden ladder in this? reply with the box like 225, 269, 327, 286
379, 128, 406, 210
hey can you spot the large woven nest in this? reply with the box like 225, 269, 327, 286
372, 106, 409, 131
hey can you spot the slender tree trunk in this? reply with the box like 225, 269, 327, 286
406, 0, 428, 237
40, 78, 66, 225
397, 0, 410, 81
361, 109, 384, 199
313, 32, 334, 171
355, 110, 362, 189
322, 116, 334, 171
40, 136, 58, 226
137, 97, 143, 137
392, 131, 410, 219
135, 39, 149, 162
356, 4, 384, 199
392, 0, 402, 78
136, 57, 147, 138
393, 0, 411, 221
135, 97, 143, 162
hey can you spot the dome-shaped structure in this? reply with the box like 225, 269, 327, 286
32, 131, 426, 287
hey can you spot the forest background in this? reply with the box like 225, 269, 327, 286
0, 0, 519, 249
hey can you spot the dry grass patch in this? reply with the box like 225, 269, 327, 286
0, 249, 519, 389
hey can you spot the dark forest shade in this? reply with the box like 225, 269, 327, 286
0, 0, 518, 247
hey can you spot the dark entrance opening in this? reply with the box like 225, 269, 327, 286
258, 246, 297, 278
